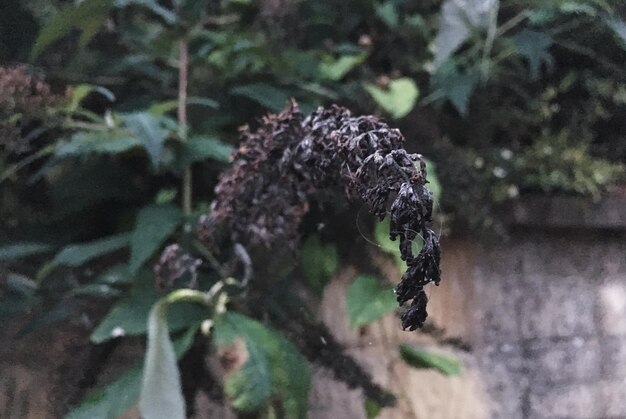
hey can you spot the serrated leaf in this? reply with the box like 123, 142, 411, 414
346, 275, 397, 328
0, 242, 52, 262
230, 84, 291, 112
55, 131, 143, 158
129, 204, 182, 274
171, 135, 233, 172
301, 235, 338, 292
512, 29, 554, 80
122, 112, 172, 167
319, 54, 366, 81
52, 233, 131, 267
139, 300, 186, 419
399, 344, 462, 376
31, 0, 112, 60
364, 78, 419, 119
213, 312, 311, 418
433, 0, 499, 68
90, 272, 206, 343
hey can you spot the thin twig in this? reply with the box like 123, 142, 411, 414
178, 39, 192, 216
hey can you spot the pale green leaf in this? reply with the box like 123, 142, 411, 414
129, 204, 182, 274
113, 0, 177, 24
364, 78, 419, 119
301, 235, 339, 292
52, 233, 131, 267
213, 312, 311, 418
172, 135, 233, 172
0, 242, 52, 262
346, 275, 397, 328
433, 0, 498, 68
319, 54, 366, 81
374, 218, 405, 271
149, 97, 219, 115
69, 84, 116, 110
365, 398, 383, 419
230, 84, 291, 112
139, 300, 186, 419
399, 344, 462, 376
70, 284, 122, 298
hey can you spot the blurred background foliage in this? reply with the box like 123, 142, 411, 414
0, 0, 625, 417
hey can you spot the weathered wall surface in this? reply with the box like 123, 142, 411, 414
473, 228, 626, 419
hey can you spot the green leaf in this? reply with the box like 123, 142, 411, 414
319, 54, 366, 81
70, 284, 122, 298
364, 78, 419, 119
346, 275, 397, 328
149, 97, 219, 115
431, 62, 480, 115
375, 2, 399, 28
300, 235, 338, 292
55, 131, 143, 158
433, 0, 498, 68
122, 112, 172, 167
31, 0, 112, 60
90, 272, 206, 343
0, 242, 52, 262
113, 0, 177, 24
129, 204, 182, 274
69, 84, 116, 110
67, 326, 197, 419
604, 15, 626, 49
425, 159, 442, 207
52, 233, 131, 268
172, 135, 233, 172
96, 264, 133, 285
230, 84, 291, 112
66, 365, 142, 419
374, 218, 405, 271
399, 344, 462, 376
139, 300, 186, 419
213, 312, 311, 418
364, 398, 383, 419
512, 29, 554, 80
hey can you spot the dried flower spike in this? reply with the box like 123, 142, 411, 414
200, 101, 441, 330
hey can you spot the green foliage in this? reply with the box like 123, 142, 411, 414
512, 30, 554, 80
121, 112, 173, 168
364, 397, 383, 419
300, 234, 339, 292
399, 344, 462, 376
52, 233, 131, 268
230, 83, 291, 112
90, 272, 206, 343
213, 312, 311, 418
129, 204, 182, 274
364, 78, 419, 119
0, 242, 52, 262
65, 365, 143, 419
346, 275, 397, 329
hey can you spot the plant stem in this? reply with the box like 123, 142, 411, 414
178, 39, 191, 216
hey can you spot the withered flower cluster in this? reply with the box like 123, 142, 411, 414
199, 101, 441, 331
0, 65, 62, 154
